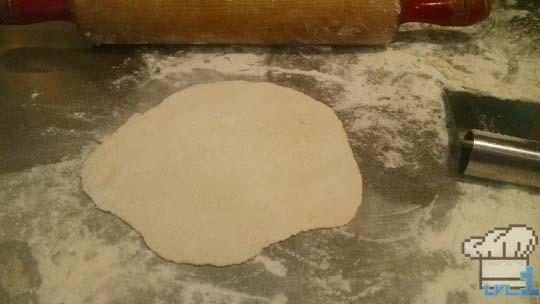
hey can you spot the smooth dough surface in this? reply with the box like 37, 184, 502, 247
82, 81, 363, 266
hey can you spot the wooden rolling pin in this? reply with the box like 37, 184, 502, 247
1, 0, 491, 45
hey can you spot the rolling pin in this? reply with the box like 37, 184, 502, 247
1, 0, 491, 45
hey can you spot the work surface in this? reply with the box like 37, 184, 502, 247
1, 3, 539, 304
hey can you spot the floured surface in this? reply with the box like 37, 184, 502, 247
81, 81, 362, 266
1, 2, 540, 303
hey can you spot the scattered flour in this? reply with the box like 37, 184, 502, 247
180, 282, 287, 304
313, 274, 352, 295
349, 284, 384, 300
142, 52, 266, 85
119, 8, 538, 171
273, 244, 331, 271
0, 159, 288, 304
254, 255, 288, 278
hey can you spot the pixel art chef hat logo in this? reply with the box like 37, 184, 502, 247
462, 225, 538, 289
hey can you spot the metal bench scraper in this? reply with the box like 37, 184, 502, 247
444, 89, 540, 189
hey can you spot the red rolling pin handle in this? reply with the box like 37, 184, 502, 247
1, 0, 490, 27
0, 0, 70, 24
400, 0, 491, 26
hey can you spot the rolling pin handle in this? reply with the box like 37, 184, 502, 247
0, 0, 71, 24
400, 0, 491, 26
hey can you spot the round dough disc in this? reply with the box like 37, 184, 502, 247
82, 81, 363, 266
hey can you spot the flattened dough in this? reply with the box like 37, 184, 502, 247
82, 81, 362, 266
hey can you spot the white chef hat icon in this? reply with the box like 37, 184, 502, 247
462, 225, 538, 289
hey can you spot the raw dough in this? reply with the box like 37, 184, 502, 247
82, 81, 363, 266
